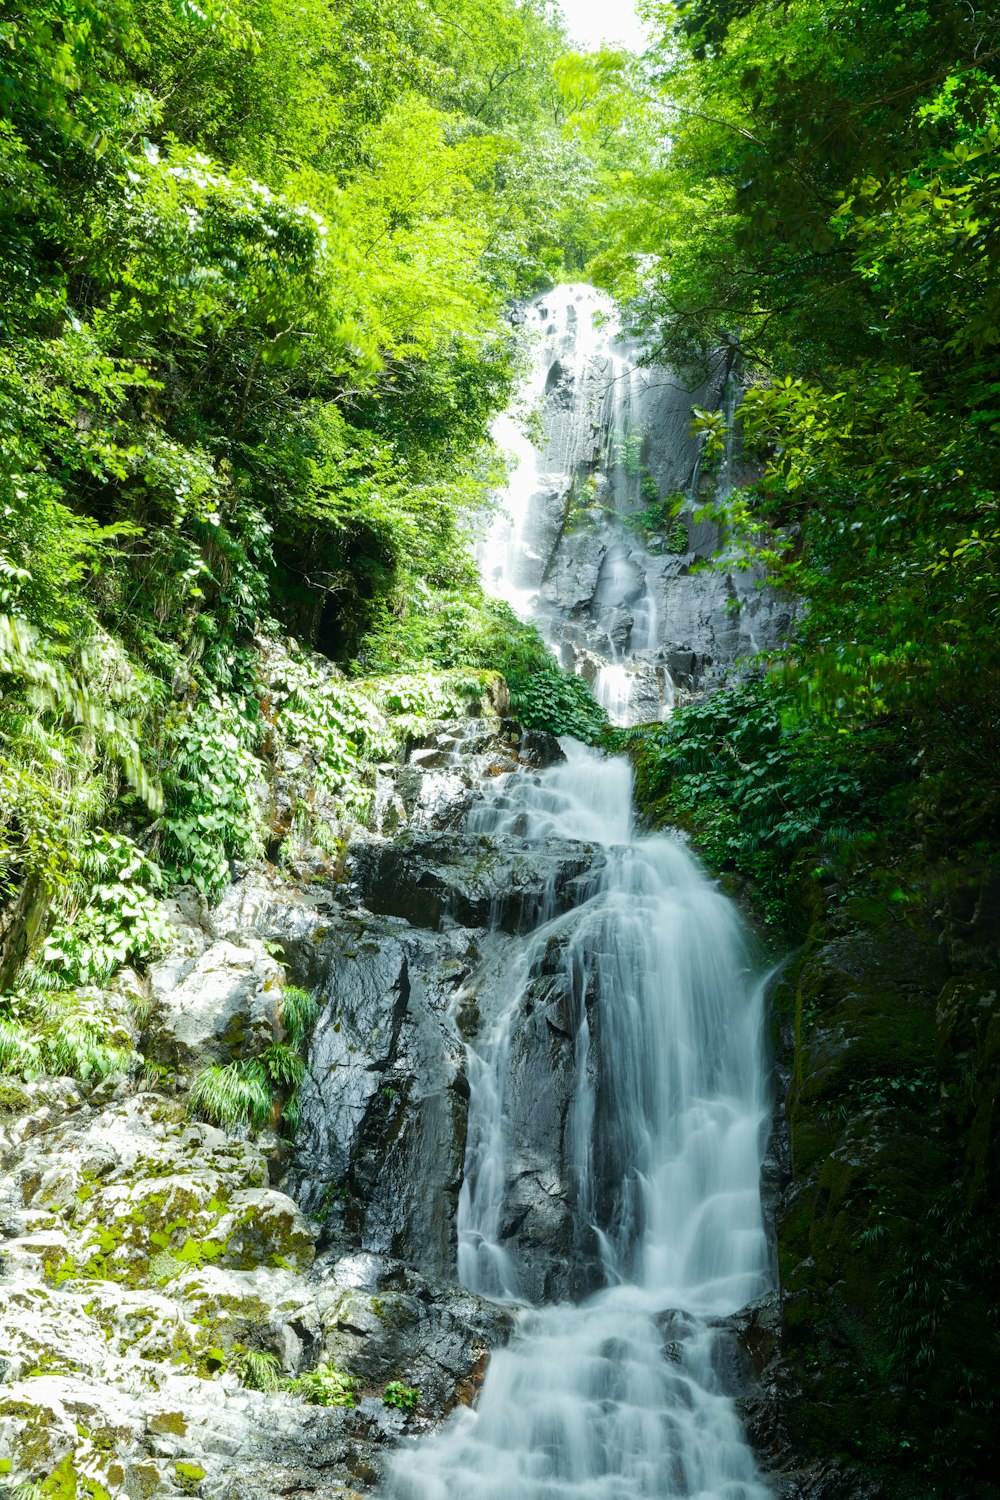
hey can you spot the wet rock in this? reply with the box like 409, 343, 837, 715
346, 831, 594, 935
310, 1253, 513, 1413
518, 730, 564, 768
287, 914, 474, 1280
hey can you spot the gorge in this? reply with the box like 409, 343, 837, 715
3, 1, 999, 1492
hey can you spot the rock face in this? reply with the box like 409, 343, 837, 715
147, 937, 286, 1070
754, 886, 1000, 1500
537, 517, 792, 691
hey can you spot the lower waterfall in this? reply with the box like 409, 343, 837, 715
386, 743, 773, 1500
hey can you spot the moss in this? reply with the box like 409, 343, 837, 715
147, 1413, 187, 1437
777, 912, 1000, 1495
0, 1080, 32, 1114
0, 1398, 61, 1473
46, 1255, 78, 1287
174, 1461, 206, 1495
125, 1462, 162, 1499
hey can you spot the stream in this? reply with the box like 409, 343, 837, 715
383, 288, 775, 1499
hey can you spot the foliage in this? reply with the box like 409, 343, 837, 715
188, 1057, 274, 1132
34, 833, 172, 988
288, 1361, 355, 1407
280, 985, 318, 1051
505, 657, 609, 745
230, 1348, 283, 1391
0, 0, 604, 992
599, 0, 1000, 852
624, 489, 689, 552
605, 11, 1000, 1484
383, 1380, 420, 1410
623, 677, 911, 929
356, 591, 610, 744
189, 1038, 305, 1133
882, 1188, 1000, 1415
159, 697, 263, 897
0, 990, 135, 1082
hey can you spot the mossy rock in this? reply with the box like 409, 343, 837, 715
215, 1191, 315, 1271
0, 1080, 32, 1115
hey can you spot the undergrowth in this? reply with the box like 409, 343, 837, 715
188, 985, 318, 1135
621, 675, 916, 932
0, 989, 137, 1082
287, 1362, 355, 1407
356, 591, 610, 745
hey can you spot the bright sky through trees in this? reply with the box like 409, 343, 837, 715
558, 0, 647, 51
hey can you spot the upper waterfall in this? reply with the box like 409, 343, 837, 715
477, 284, 790, 726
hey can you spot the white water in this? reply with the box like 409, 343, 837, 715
478, 285, 629, 610
388, 750, 773, 1500
478, 285, 676, 727
385, 285, 773, 1500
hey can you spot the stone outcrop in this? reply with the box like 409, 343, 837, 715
0, 1070, 507, 1499
740, 883, 1000, 1500
147, 936, 285, 1071
0, 712, 574, 1497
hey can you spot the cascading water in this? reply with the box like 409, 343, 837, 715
387, 747, 772, 1499
384, 288, 775, 1500
478, 285, 680, 728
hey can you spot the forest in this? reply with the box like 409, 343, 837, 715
1, 0, 998, 1497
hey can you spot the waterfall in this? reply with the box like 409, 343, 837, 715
383, 287, 775, 1500
477, 284, 682, 728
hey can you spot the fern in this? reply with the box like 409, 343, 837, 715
42, 1013, 129, 1081
281, 984, 318, 1050
288, 1362, 355, 1407
0, 615, 162, 813
187, 991, 316, 1136
189, 1058, 274, 1131
0, 997, 130, 1083
0, 1019, 43, 1077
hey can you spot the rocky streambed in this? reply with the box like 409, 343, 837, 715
1, 712, 548, 1500
7, 697, 958, 1500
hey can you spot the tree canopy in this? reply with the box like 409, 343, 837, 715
590, 0, 1000, 854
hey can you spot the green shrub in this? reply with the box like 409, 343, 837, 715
160, 698, 263, 898
231, 1348, 283, 1391
354, 586, 611, 745
0, 992, 133, 1083
505, 658, 608, 744
288, 1362, 355, 1407
383, 1380, 420, 1410
623, 676, 908, 930
34, 831, 172, 988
